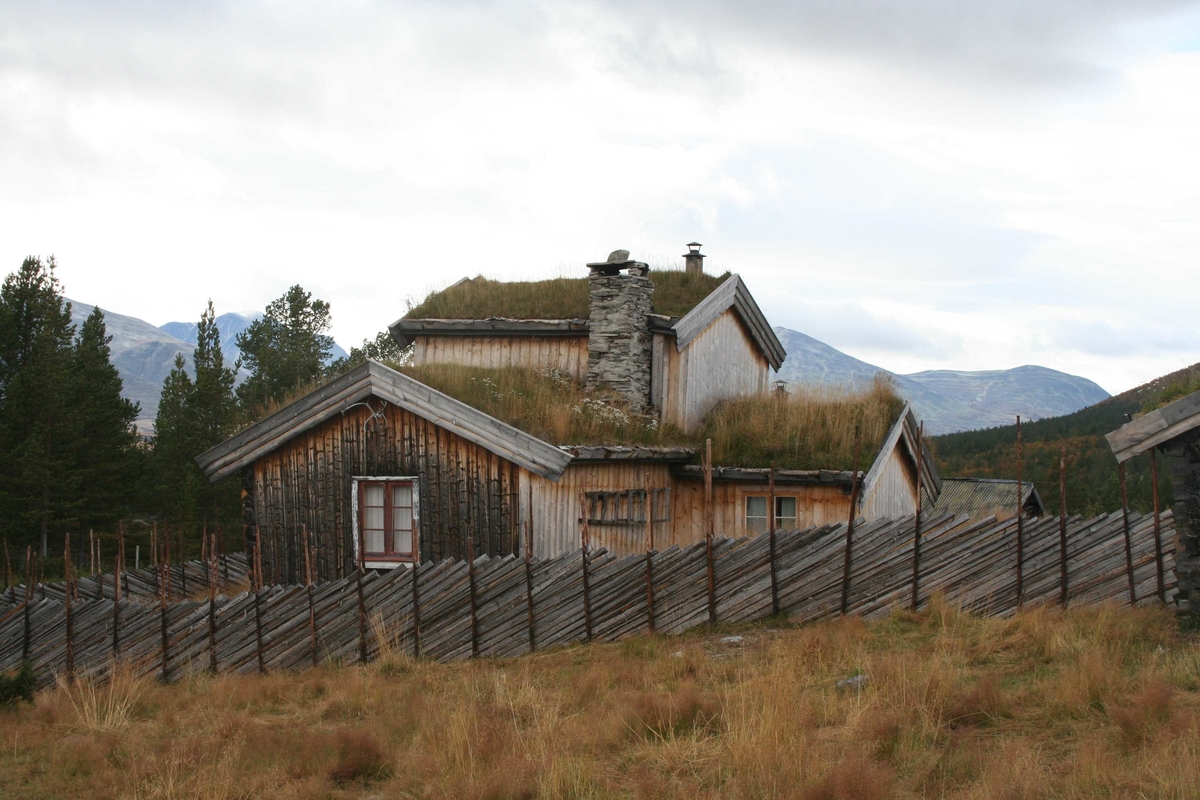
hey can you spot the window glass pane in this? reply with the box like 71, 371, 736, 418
364, 506, 384, 531
746, 496, 767, 517
363, 484, 384, 506
392, 484, 412, 508
393, 528, 413, 554
776, 497, 797, 524
393, 506, 413, 531
364, 530, 385, 553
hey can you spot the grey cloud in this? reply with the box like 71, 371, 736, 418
1047, 318, 1200, 358
589, 0, 1199, 89
763, 294, 955, 359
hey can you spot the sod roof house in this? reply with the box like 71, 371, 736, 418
197, 247, 941, 585
391, 245, 787, 433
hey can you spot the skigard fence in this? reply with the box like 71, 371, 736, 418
1, 554, 252, 606
0, 510, 1177, 687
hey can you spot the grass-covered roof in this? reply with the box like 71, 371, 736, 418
398, 364, 905, 470
404, 268, 731, 322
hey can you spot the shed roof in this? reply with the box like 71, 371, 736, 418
195, 360, 573, 483
1106, 388, 1200, 463
928, 478, 1045, 520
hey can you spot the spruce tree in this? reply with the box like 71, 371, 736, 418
153, 353, 200, 532
0, 257, 80, 555
236, 285, 333, 414
191, 301, 240, 533
72, 306, 142, 531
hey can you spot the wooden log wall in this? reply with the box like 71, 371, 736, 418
668, 480, 851, 547
252, 400, 522, 584
1, 510, 1177, 688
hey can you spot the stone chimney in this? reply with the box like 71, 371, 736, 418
585, 249, 654, 412
683, 242, 705, 276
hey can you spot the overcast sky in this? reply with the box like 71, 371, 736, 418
4, 1, 1200, 395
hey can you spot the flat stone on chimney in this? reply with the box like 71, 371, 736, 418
585, 249, 654, 412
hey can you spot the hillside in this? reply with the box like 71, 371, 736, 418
933, 362, 1200, 515
772, 327, 1109, 435
161, 311, 349, 364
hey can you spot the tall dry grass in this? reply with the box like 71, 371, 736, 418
404, 267, 731, 321
702, 373, 906, 470
4, 601, 1199, 799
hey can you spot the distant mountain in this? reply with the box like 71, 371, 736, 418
65, 300, 348, 433
772, 327, 1110, 435
160, 313, 349, 364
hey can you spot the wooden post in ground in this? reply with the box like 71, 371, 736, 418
159, 562, 170, 683
304, 527, 318, 668
580, 488, 593, 642
768, 465, 779, 616
208, 532, 218, 673
1059, 446, 1069, 607
705, 439, 716, 625
841, 425, 862, 615
1119, 462, 1136, 606
356, 566, 368, 663
22, 548, 32, 662
113, 526, 123, 657
164, 524, 172, 599
524, 518, 536, 651
411, 558, 422, 658
1016, 416, 1025, 609
1151, 449, 1166, 604
911, 422, 924, 612
254, 581, 267, 674
179, 526, 186, 598
645, 472, 656, 634
467, 533, 479, 658
3, 538, 11, 590
64, 532, 74, 684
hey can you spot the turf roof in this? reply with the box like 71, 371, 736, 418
404, 269, 731, 321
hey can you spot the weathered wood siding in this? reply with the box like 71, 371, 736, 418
411, 334, 589, 380
665, 309, 770, 432
860, 445, 919, 520
251, 397, 524, 584
525, 462, 674, 559
669, 481, 852, 544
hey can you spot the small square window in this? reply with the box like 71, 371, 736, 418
775, 496, 797, 530
746, 496, 768, 534
746, 495, 798, 533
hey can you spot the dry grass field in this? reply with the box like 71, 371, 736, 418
3, 600, 1199, 799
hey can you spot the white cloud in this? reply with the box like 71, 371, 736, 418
1, 0, 1199, 396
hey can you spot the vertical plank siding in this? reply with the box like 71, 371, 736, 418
252, 398, 523, 584
860, 446, 920, 519
666, 310, 771, 432
411, 335, 589, 380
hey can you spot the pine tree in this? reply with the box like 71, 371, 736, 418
72, 306, 142, 531
0, 257, 80, 555
329, 330, 411, 373
153, 353, 200, 532
236, 285, 333, 414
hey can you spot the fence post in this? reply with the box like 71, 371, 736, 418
113, 526, 123, 658
768, 465, 779, 616
841, 425, 862, 615
467, 534, 479, 658
356, 566, 368, 663
645, 474, 656, 634
911, 422, 924, 612
64, 532, 74, 684
1119, 462, 1136, 606
705, 439, 716, 625
580, 489, 593, 642
22, 548, 32, 662
208, 532, 218, 673
1016, 416, 1024, 609
3, 538, 10, 590
160, 563, 170, 683
1151, 449, 1166, 604
305, 528, 318, 669
525, 518, 536, 651
1059, 446, 1069, 607
179, 527, 186, 599
411, 559, 422, 658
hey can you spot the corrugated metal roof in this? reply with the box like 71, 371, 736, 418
927, 478, 1045, 520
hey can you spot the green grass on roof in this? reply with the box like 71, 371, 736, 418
404, 268, 731, 321
397, 364, 904, 469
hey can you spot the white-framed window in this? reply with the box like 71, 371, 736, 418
352, 476, 419, 566
745, 495, 798, 534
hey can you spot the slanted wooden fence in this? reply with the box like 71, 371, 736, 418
1, 554, 251, 605
0, 511, 1177, 687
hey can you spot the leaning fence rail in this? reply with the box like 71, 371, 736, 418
0, 511, 1177, 687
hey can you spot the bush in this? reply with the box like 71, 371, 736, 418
0, 662, 35, 706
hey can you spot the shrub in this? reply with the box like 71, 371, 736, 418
0, 662, 35, 706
